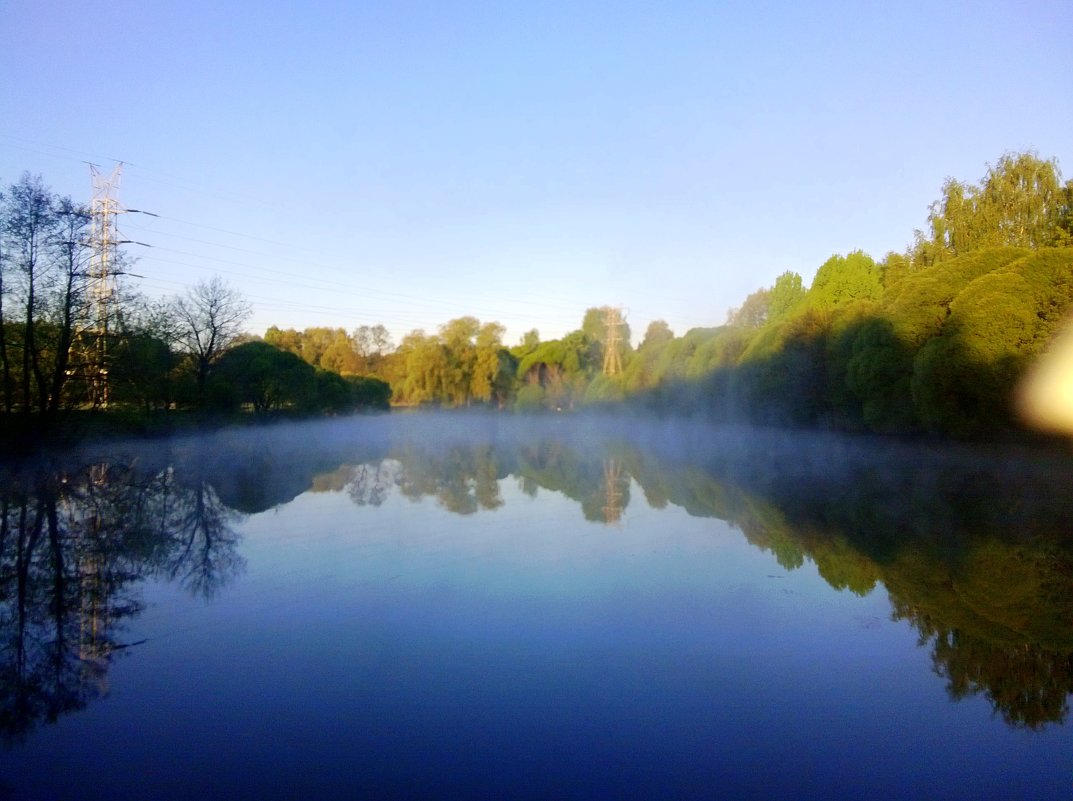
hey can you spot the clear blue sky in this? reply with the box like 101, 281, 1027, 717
2, 0, 1071, 346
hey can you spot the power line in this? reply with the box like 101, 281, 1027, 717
3, 133, 705, 339
135, 253, 579, 325
0, 132, 129, 166
129, 210, 319, 252
2, 134, 691, 308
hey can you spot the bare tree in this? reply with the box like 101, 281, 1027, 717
2, 174, 54, 419
0, 174, 93, 422
352, 323, 394, 374
171, 276, 251, 394
43, 196, 92, 420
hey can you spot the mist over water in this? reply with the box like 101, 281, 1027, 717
2, 412, 1072, 799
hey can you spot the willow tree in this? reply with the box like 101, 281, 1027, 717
516, 330, 595, 410
440, 316, 480, 405
412, 317, 510, 407
471, 321, 506, 404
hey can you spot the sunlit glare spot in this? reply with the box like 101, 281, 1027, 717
1019, 322, 1073, 433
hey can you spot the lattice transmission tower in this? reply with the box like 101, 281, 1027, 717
88, 163, 124, 407
602, 306, 624, 376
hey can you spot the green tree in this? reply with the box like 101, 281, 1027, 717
727, 288, 770, 328
211, 340, 316, 414
879, 251, 913, 289
842, 248, 1029, 433
913, 152, 1071, 264
107, 297, 181, 410
264, 326, 302, 355
910, 250, 1073, 436
346, 375, 392, 410
768, 271, 806, 320
110, 331, 176, 410
622, 320, 676, 392
641, 320, 674, 349
298, 327, 357, 372
978, 152, 1068, 249
393, 317, 510, 407
809, 251, 882, 307
320, 329, 362, 375
516, 330, 595, 410
440, 316, 480, 405
510, 328, 541, 362
471, 321, 507, 404
398, 330, 447, 405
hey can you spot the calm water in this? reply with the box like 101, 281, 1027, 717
2, 413, 1072, 800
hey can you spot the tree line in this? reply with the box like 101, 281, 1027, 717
260, 152, 1072, 439
261, 305, 634, 411
612, 152, 1073, 437
0, 173, 389, 444
4, 150, 1071, 444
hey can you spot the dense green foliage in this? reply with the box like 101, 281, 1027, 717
912, 152, 1073, 263
630, 244, 1072, 437
352, 152, 1070, 437
596, 152, 1072, 438
210, 341, 390, 415
5, 150, 1071, 444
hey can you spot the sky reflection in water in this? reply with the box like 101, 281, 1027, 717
1, 414, 1072, 800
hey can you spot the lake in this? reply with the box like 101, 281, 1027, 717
2, 412, 1072, 800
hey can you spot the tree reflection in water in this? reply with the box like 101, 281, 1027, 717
0, 460, 244, 742
639, 441, 1073, 730
394, 442, 506, 514
319, 431, 1073, 730
153, 475, 244, 599
3, 418, 1073, 740
899, 603, 1073, 729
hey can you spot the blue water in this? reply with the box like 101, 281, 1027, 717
1, 416, 1071, 799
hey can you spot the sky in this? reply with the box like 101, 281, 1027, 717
2, 0, 1071, 347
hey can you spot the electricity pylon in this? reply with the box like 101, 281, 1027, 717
602, 306, 624, 376
88, 164, 124, 407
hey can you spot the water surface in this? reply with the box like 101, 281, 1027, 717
2, 414, 1072, 799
